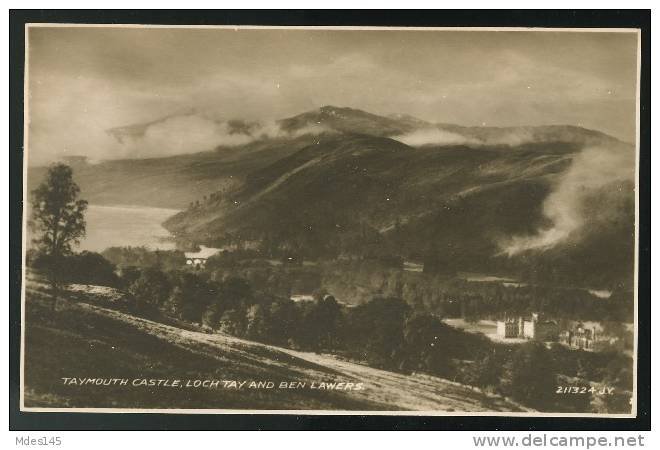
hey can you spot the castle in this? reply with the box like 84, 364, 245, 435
559, 323, 599, 350
496, 313, 559, 341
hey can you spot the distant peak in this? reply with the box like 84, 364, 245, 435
318, 105, 360, 115
388, 113, 431, 126
319, 105, 345, 112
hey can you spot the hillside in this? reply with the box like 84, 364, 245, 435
162, 108, 634, 288
165, 135, 561, 253
279, 106, 619, 148
23, 280, 526, 412
27, 106, 622, 210
26, 134, 319, 209
27, 106, 636, 288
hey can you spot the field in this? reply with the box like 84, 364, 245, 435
23, 280, 528, 413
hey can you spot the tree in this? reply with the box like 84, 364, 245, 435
346, 297, 409, 368
29, 163, 88, 310
401, 313, 452, 375
162, 271, 217, 322
201, 303, 222, 329
218, 309, 247, 336
218, 277, 253, 310
267, 300, 299, 345
504, 342, 558, 410
30, 163, 88, 257
470, 349, 503, 391
311, 295, 342, 349
164, 285, 186, 317
117, 266, 141, 290
245, 304, 269, 341
128, 267, 171, 314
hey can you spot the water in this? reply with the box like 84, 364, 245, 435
79, 204, 180, 252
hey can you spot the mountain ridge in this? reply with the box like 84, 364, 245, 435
29, 105, 624, 210
27, 106, 635, 288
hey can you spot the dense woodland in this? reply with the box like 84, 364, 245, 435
28, 246, 634, 413
95, 247, 634, 323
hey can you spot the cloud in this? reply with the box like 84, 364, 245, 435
393, 128, 479, 147
25, 69, 336, 165
287, 123, 333, 138
119, 115, 255, 157
26, 28, 639, 164
99, 114, 333, 160
500, 143, 636, 256
393, 126, 553, 148
231, 120, 332, 141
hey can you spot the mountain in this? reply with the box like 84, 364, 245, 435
27, 106, 623, 211
278, 105, 423, 137
161, 133, 569, 264
278, 105, 620, 148
161, 107, 634, 288
28, 106, 635, 288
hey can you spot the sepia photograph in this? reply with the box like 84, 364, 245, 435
19, 23, 641, 417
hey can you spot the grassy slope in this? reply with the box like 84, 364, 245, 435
26, 135, 318, 210
154, 109, 629, 253
163, 131, 634, 286
23, 281, 527, 412
162, 134, 578, 267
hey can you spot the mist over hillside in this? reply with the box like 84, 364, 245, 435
28, 106, 635, 288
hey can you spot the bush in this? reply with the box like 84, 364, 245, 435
63, 251, 118, 286
344, 297, 409, 368
245, 304, 270, 341
117, 266, 141, 290
400, 314, 452, 375
293, 296, 342, 351
102, 246, 185, 271
504, 342, 558, 409
266, 300, 300, 346
29, 250, 118, 287
218, 309, 247, 336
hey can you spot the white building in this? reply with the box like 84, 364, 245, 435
496, 313, 558, 341
184, 245, 221, 267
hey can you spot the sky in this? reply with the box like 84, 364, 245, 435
26, 26, 640, 165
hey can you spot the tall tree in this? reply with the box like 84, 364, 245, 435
30, 163, 88, 257
29, 163, 88, 310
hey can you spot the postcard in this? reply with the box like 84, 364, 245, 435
20, 24, 641, 417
